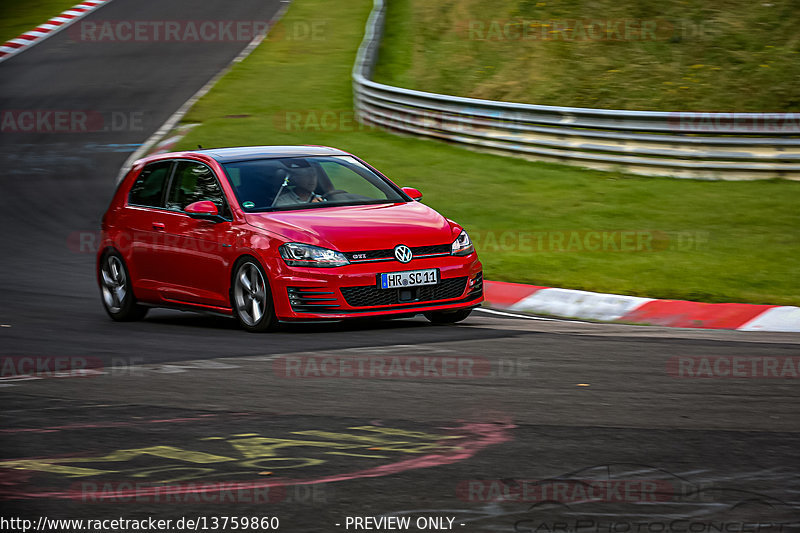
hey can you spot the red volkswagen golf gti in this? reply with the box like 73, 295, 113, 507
97, 146, 483, 331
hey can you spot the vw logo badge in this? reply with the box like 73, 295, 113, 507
394, 245, 413, 263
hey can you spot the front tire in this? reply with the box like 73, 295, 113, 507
424, 309, 473, 325
99, 251, 148, 321
232, 258, 277, 332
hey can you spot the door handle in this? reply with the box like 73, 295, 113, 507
152, 222, 166, 231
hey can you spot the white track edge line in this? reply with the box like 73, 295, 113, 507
474, 307, 585, 323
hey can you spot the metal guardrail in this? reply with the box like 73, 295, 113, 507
352, 0, 800, 180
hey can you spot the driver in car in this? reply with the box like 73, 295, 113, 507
272, 165, 326, 206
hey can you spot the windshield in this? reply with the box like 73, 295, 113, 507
222, 155, 407, 212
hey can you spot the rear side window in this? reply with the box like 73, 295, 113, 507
166, 161, 229, 217
128, 161, 173, 207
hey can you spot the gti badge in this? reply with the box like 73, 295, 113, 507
394, 245, 413, 263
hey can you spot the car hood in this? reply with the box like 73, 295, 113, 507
244, 202, 459, 251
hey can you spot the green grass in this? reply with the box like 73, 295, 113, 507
176, 0, 800, 306
0, 0, 80, 44
373, 0, 800, 112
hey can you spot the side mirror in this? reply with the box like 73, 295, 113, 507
185, 201, 224, 222
401, 187, 423, 201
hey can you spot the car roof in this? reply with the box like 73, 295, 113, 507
191, 145, 349, 163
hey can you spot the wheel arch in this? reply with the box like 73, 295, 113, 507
229, 253, 275, 303
96, 245, 122, 284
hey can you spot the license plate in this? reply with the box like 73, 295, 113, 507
379, 268, 439, 289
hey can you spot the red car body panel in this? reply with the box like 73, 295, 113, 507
98, 147, 483, 322
244, 202, 455, 251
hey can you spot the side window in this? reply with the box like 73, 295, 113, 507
128, 161, 173, 207
166, 161, 229, 217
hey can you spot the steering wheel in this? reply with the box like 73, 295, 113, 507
322, 189, 350, 201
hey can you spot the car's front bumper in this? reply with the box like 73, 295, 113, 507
265, 253, 483, 321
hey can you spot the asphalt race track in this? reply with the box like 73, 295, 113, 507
1, 0, 799, 531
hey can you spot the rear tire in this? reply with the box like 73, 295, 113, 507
231, 258, 277, 332
98, 251, 148, 321
424, 309, 472, 325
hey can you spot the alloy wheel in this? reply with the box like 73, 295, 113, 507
101, 255, 127, 313
234, 261, 268, 326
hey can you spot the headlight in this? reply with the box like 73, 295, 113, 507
451, 230, 474, 256
279, 243, 350, 267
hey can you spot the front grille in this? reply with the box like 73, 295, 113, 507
345, 249, 393, 261
412, 244, 452, 256
287, 286, 340, 312
341, 277, 468, 308
345, 244, 451, 263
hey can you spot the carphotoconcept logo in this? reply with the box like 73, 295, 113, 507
514, 519, 790, 533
